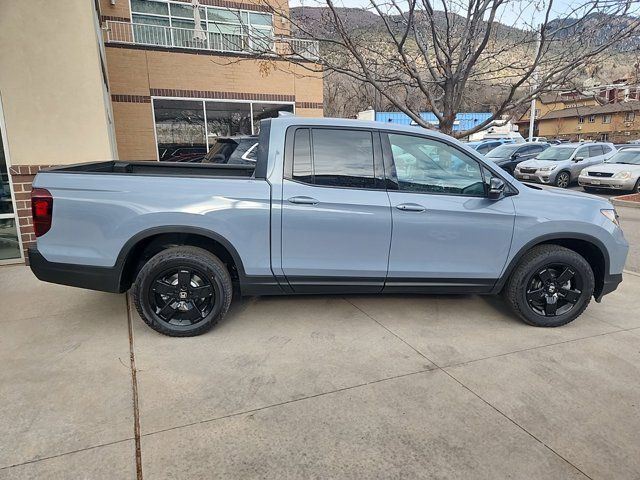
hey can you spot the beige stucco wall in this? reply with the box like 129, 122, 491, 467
0, 1, 116, 166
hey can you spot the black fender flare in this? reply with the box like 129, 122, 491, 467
492, 232, 610, 294
114, 225, 248, 290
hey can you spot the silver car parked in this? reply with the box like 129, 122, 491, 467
514, 142, 616, 188
579, 148, 640, 193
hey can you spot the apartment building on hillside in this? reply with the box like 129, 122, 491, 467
0, 0, 322, 264
518, 80, 640, 139
536, 101, 640, 142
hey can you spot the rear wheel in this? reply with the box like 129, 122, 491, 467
132, 246, 232, 336
504, 245, 594, 327
554, 171, 571, 188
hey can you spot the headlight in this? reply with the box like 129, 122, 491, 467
538, 165, 557, 172
613, 171, 632, 179
601, 209, 620, 227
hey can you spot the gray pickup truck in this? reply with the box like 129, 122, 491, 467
29, 117, 628, 336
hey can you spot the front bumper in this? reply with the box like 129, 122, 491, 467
514, 170, 555, 184
578, 175, 636, 190
29, 247, 123, 293
595, 273, 623, 302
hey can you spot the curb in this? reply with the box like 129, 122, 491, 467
612, 198, 640, 209
612, 193, 640, 209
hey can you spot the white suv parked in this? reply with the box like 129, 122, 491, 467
514, 142, 616, 188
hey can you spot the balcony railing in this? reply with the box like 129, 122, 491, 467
104, 21, 319, 61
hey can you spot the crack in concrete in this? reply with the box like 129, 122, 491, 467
347, 296, 598, 480
126, 293, 144, 480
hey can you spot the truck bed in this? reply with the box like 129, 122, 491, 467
45, 160, 256, 178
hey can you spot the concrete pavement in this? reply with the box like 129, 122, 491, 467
1, 265, 639, 479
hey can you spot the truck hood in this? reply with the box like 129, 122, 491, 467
517, 159, 565, 169
522, 182, 610, 203
582, 163, 640, 174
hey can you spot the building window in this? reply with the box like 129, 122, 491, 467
129, 0, 274, 52
625, 111, 635, 122
602, 114, 612, 124
601, 133, 609, 141
588, 115, 596, 123
153, 98, 293, 161
0, 101, 22, 262
578, 116, 585, 124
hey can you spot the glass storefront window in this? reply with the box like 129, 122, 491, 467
0, 141, 13, 216
154, 99, 206, 161
205, 101, 252, 142
0, 218, 21, 261
153, 99, 295, 161
252, 103, 294, 133
0, 110, 21, 262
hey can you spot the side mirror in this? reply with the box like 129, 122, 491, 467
488, 177, 506, 200
511, 152, 521, 159
573, 156, 584, 162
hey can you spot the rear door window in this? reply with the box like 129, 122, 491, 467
576, 147, 590, 159
291, 128, 376, 189
589, 145, 605, 157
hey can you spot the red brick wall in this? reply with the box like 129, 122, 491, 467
9, 165, 56, 264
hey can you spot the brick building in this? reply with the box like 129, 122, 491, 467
0, 0, 323, 264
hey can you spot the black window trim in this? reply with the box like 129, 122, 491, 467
283, 125, 387, 191
283, 125, 518, 197
380, 130, 518, 198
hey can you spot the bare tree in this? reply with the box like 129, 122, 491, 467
253, 0, 640, 138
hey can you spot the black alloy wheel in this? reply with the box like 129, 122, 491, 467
149, 267, 216, 326
525, 264, 583, 317
132, 246, 232, 336
504, 244, 594, 327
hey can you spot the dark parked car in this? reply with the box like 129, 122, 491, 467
485, 142, 549, 175
202, 136, 258, 165
466, 139, 513, 155
159, 146, 207, 162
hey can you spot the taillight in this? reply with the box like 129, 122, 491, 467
31, 188, 53, 237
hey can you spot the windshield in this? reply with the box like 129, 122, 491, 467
536, 146, 575, 161
607, 150, 640, 165
486, 144, 519, 158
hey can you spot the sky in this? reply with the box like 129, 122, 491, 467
288, 0, 598, 29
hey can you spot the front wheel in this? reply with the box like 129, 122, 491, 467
132, 246, 233, 336
554, 171, 571, 188
504, 245, 594, 327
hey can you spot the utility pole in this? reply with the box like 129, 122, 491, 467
528, 28, 541, 141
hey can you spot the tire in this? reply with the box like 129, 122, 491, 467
554, 171, 571, 188
132, 246, 232, 337
632, 178, 640, 193
504, 245, 595, 327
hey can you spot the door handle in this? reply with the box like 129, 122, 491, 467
396, 203, 426, 212
288, 196, 319, 205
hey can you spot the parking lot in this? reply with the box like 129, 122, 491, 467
1, 201, 639, 479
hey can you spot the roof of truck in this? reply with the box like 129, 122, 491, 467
270, 116, 465, 142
